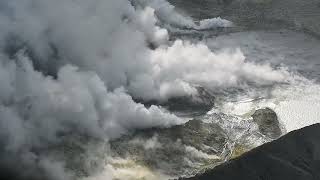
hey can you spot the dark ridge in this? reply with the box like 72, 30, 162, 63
133, 87, 215, 116
179, 123, 320, 180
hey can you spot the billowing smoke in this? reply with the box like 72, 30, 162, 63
132, 0, 234, 30
0, 0, 292, 179
0, 0, 290, 101
0, 50, 182, 179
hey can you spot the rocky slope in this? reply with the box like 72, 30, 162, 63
109, 108, 281, 178
179, 123, 320, 180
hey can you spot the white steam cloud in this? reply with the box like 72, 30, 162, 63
0, 0, 292, 179
0, 0, 290, 101
0, 51, 181, 148
133, 0, 234, 30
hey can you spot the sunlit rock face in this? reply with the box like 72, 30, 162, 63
252, 108, 281, 139
110, 119, 227, 176
109, 109, 276, 178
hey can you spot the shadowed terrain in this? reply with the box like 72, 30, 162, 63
180, 123, 320, 180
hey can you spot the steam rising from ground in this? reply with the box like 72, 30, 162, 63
0, 0, 290, 100
0, 0, 299, 179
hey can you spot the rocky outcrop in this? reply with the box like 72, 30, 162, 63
140, 87, 215, 117
179, 123, 320, 180
110, 119, 228, 176
110, 111, 271, 177
164, 87, 215, 114
252, 108, 282, 139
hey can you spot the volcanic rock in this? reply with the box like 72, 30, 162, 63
252, 108, 281, 139
179, 123, 320, 180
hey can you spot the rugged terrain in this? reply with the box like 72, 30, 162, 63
180, 123, 320, 180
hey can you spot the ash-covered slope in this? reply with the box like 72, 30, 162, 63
109, 108, 281, 178
180, 123, 320, 180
